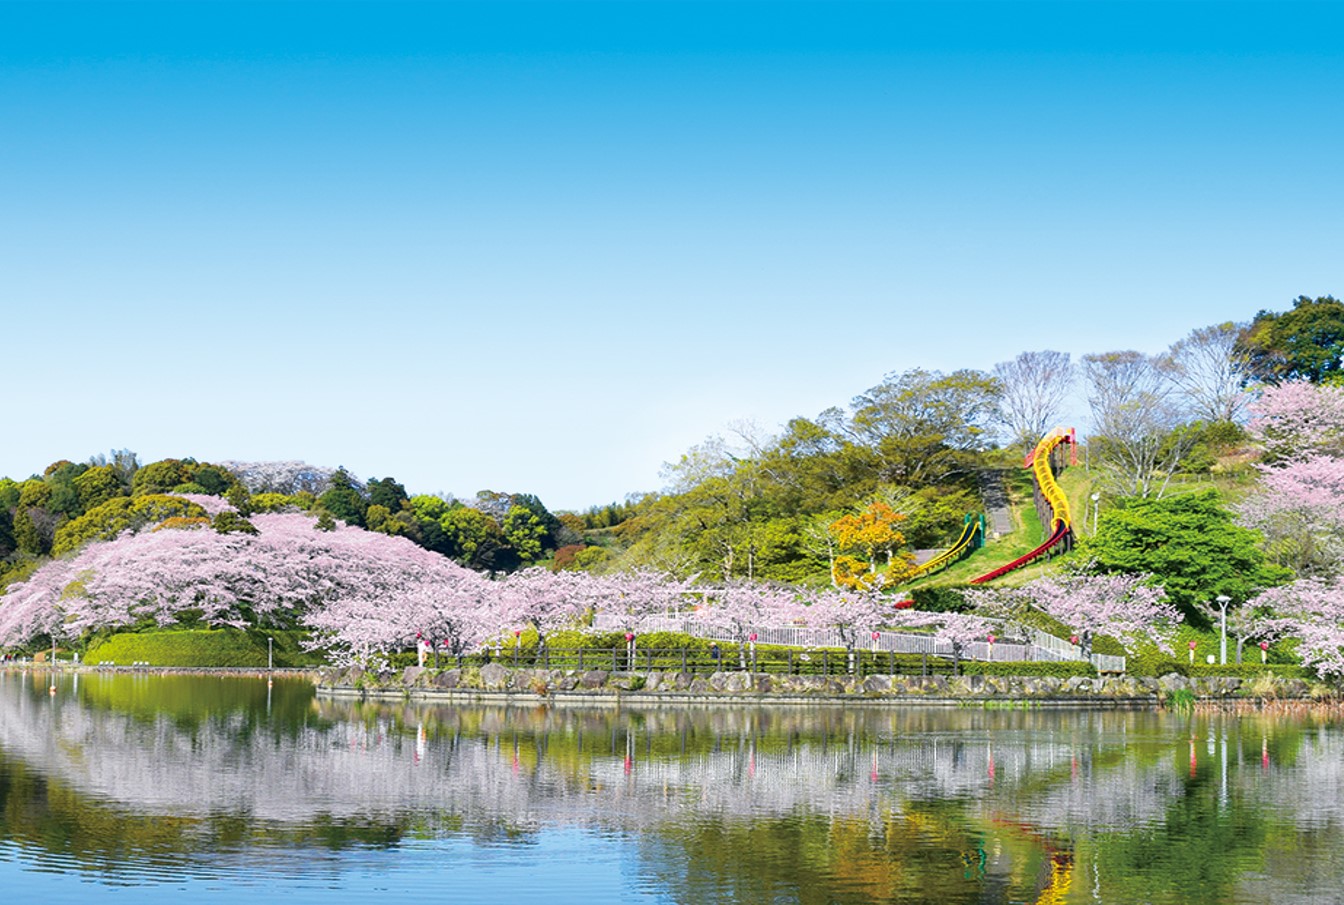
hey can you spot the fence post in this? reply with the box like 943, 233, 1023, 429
889, 650, 894, 676
681, 648, 687, 673
612, 648, 619, 672
922, 652, 927, 677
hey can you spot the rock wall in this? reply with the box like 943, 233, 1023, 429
315, 665, 1318, 704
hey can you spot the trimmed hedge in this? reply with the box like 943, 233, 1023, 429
86, 628, 323, 668
962, 661, 1096, 679
87, 630, 267, 667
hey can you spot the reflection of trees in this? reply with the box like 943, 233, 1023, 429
2, 674, 1344, 902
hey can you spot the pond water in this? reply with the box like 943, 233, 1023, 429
0, 671, 1341, 904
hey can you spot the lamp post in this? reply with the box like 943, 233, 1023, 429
1090, 492, 1101, 534
267, 636, 273, 672
1215, 595, 1231, 666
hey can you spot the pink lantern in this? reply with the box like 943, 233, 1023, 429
871, 632, 880, 641
748, 633, 758, 643
987, 634, 996, 645
1070, 635, 1079, 646
625, 632, 634, 642
1189, 640, 1198, 650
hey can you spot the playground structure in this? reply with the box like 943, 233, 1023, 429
900, 427, 1077, 586
968, 427, 1076, 584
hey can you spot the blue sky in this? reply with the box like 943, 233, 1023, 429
2, 1, 1341, 510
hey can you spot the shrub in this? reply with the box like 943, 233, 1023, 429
962, 661, 1097, 679
86, 629, 267, 667
908, 586, 972, 613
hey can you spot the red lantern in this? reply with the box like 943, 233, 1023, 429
987, 634, 996, 645
1189, 640, 1198, 650
625, 632, 635, 642
1070, 635, 1079, 646
514, 629, 521, 638
749, 633, 758, 643
894, 599, 915, 610
871, 632, 880, 641
1259, 641, 1269, 651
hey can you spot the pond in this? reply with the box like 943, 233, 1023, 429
0, 671, 1340, 903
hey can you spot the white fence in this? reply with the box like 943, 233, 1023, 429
594, 613, 1127, 673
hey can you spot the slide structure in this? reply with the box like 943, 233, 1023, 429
968, 427, 1076, 585
903, 513, 986, 582
896, 427, 1077, 593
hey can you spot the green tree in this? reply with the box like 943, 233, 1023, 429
1238, 295, 1344, 384
52, 495, 210, 555
847, 368, 1001, 487
317, 468, 367, 527
192, 464, 234, 496
441, 505, 510, 571
502, 504, 547, 564
1081, 490, 1289, 621
225, 482, 254, 516
73, 465, 124, 512
367, 477, 409, 512
131, 459, 197, 496
13, 480, 55, 556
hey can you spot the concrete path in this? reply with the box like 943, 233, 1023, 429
977, 469, 1015, 539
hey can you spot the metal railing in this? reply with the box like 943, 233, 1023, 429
592, 613, 1126, 672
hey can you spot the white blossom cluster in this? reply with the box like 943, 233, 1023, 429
217, 461, 351, 495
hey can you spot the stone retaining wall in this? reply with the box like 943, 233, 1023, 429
315, 663, 1318, 704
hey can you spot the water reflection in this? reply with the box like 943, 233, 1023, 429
1, 671, 1342, 903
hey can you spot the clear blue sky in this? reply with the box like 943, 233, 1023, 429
2, 1, 1340, 509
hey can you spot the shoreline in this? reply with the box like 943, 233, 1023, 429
6, 663, 1331, 707
313, 662, 1328, 707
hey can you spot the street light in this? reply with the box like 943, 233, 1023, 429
1215, 595, 1231, 666
1090, 492, 1101, 534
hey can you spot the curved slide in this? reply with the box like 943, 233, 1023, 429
968, 428, 1075, 585
904, 513, 985, 581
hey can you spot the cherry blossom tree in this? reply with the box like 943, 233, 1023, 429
965, 574, 1182, 658
1246, 578, 1344, 680
1239, 454, 1344, 578
693, 581, 811, 667
800, 587, 906, 672
586, 569, 693, 629
0, 513, 485, 655
1247, 380, 1344, 462
493, 568, 607, 650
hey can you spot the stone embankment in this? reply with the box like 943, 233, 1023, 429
315, 664, 1319, 706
